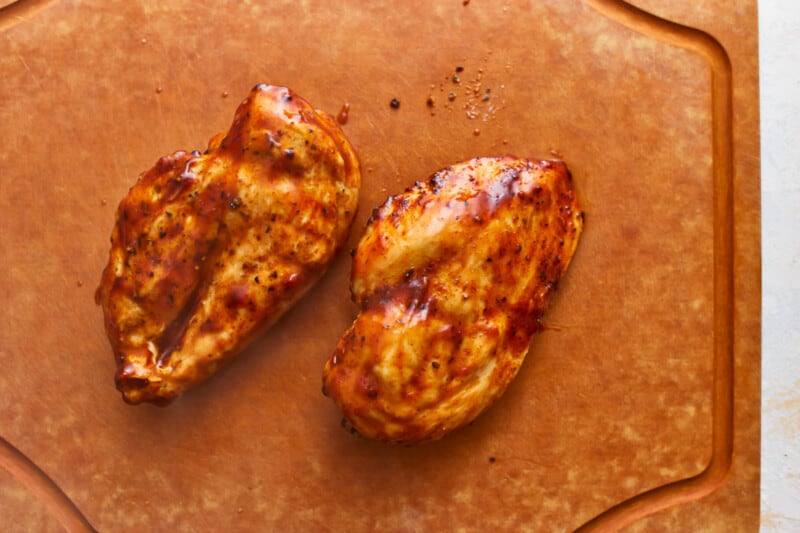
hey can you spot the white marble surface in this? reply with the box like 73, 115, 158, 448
760, 0, 800, 530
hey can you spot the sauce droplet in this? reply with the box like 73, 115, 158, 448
390, 98, 400, 109
226, 285, 249, 308
336, 102, 350, 125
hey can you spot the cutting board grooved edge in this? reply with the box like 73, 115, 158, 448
0, 0, 58, 33
0, 436, 96, 532
577, 0, 735, 530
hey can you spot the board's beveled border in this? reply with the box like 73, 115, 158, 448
0, 0, 57, 32
577, 0, 735, 530
0, 436, 96, 532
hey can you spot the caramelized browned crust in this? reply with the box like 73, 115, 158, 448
323, 157, 582, 444
97, 85, 360, 405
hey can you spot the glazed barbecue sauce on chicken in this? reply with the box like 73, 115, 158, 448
323, 157, 582, 444
97, 85, 361, 404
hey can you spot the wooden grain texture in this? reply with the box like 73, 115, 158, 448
0, 0, 759, 531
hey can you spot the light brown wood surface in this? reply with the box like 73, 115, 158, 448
0, 0, 760, 530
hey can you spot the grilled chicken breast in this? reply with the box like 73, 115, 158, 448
323, 156, 582, 444
97, 84, 360, 405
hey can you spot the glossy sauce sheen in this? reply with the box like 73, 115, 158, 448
96, 84, 361, 405
323, 157, 583, 444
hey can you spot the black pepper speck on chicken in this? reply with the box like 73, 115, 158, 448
323, 156, 582, 444
96, 84, 360, 405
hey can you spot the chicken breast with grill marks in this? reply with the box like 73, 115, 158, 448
322, 156, 582, 444
96, 84, 360, 405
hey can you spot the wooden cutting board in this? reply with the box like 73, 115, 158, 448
0, 0, 760, 530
